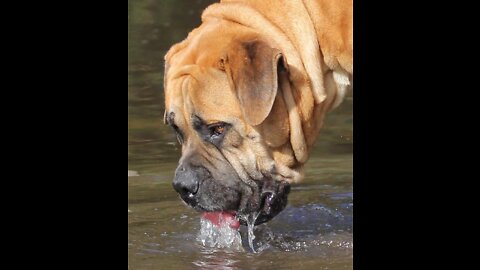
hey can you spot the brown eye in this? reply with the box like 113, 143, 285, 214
208, 123, 226, 137
213, 125, 224, 135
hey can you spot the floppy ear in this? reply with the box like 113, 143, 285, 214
224, 40, 287, 126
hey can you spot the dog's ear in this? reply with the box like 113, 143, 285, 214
224, 40, 287, 126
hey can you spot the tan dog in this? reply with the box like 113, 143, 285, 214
163, 0, 352, 225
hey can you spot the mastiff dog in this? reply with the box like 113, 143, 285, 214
163, 0, 352, 226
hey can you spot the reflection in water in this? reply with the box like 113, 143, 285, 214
128, 0, 352, 269
193, 250, 240, 270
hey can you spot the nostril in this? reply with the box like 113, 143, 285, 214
181, 187, 190, 196
172, 165, 204, 197
172, 176, 199, 197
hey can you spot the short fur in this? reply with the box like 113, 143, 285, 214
164, 0, 352, 221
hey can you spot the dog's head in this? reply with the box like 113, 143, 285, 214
163, 23, 303, 225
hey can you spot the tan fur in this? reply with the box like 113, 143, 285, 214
164, 0, 352, 184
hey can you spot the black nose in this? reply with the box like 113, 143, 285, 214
172, 165, 199, 197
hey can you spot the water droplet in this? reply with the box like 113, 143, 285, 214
196, 217, 243, 251
238, 211, 261, 253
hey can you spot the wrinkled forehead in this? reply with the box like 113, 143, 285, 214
165, 67, 243, 125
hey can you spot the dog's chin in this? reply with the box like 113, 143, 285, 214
181, 178, 291, 226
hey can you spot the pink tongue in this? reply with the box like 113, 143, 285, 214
201, 211, 240, 230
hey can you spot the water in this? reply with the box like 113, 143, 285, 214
197, 217, 243, 250
238, 212, 261, 253
128, 0, 352, 269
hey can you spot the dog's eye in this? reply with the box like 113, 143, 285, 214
207, 122, 226, 137
192, 116, 229, 143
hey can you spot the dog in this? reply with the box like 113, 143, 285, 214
163, 0, 352, 225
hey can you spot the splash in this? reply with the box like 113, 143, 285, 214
197, 217, 243, 251
238, 211, 261, 253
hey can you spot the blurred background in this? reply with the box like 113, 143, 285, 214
128, 0, 353, 269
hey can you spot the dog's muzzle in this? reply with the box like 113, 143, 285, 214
172, 164, 291, 226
